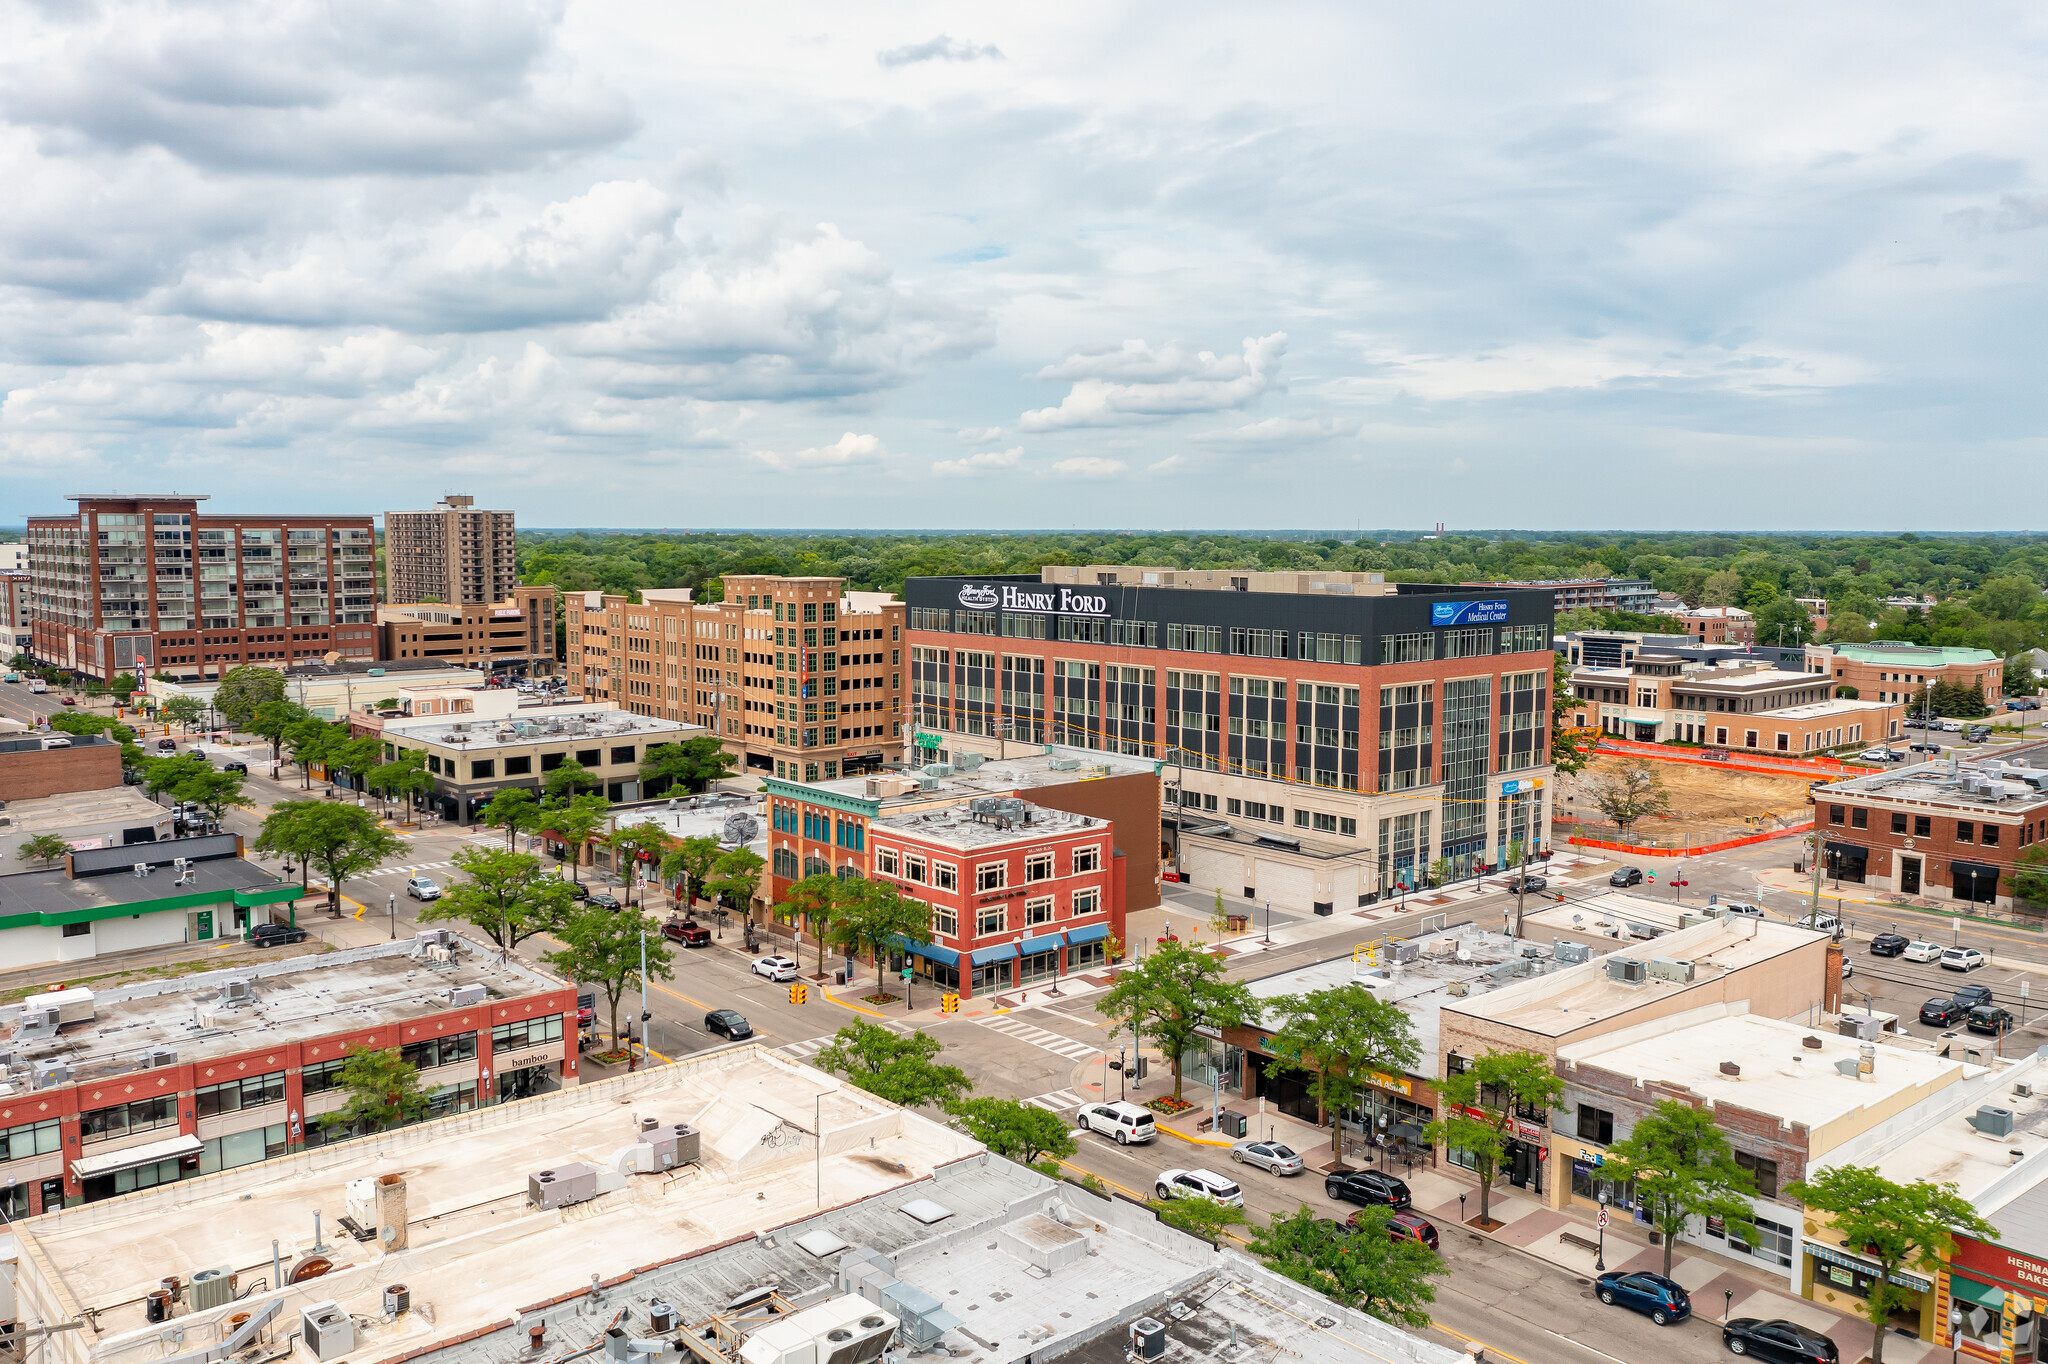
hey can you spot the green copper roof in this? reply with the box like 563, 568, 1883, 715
1829, 642, 1999, 666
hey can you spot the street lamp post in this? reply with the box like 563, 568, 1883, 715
1263, 899, 1271, 945
1596, 1190, 1609, 1271
388, 893, 396, 940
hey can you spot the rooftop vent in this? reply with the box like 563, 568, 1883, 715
1802, 1035, 1824, 1050
1718, 1061, 1741, 1077
1973, 1106, 2016, 1137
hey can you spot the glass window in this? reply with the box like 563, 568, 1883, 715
1576, 1105, 1614, 1143
977, 862, 1007, 891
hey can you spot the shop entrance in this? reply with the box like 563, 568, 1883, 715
498, 1063, 560, 1103
1506, 1138, 1544, 1192
1248, 1052, 1320, 1124
1901, 857, 1922, 895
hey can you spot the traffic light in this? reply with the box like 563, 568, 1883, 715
940, 993, 960, 1014
789, 983, 809, 1005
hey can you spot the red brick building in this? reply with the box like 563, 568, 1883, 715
868, 798, 1123, 999
1814, 760, 2048, 906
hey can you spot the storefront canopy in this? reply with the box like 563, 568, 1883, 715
969, 942, 1019, 966
1066, 922, 1109, 945
1019, 933, 1065, 955
899, 939, 960, 967
70, 1132, 202, 1179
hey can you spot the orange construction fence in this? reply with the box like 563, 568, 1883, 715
1565, 820, 1813, 860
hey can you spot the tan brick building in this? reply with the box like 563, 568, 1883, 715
1676, 606, 1755, 644
1813, 759, 2048, 905
382, 495, 517, 606
1803, 641, 2003, 709
379, 585, 558, 678
1568, 655, 1903, 751
566, 575, 904, 780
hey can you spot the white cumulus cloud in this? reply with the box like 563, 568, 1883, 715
1051, 456, 1126, 479
752, 431, 882, 471
932, 446, 1022, 476
1021, 333, 1287, 432
877, 35, 1003, 68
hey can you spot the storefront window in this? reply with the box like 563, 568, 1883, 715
913, 954, 960, 991
971, 958, 1014, 995
1068, 939, 1106, 971
1571, 1159, 1636, 1209
1019, 949, 1059, 985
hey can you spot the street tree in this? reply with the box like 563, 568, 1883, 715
16, 833, 72, 867
1262, 983, 1420, 1168
605, 821, 672, 909
1424, 1049, 1564, 1226
314, 1046, 438, 1135
1148, 1195, 1246, 1241
370, 750, 434, 816
812, 1022, 971, 1110
638, 736, 737, 795
250, 698, 308, 764
420, 846, 579, 951
659, 834, 724, 909
1598, 1099, 1757, 1277
1096, 939, 1257, 1101
1551, 654, 1598, 776
175, 766, 253, 821
145, 751, 210, 800
160, 695, 207, 730
537, 792, 611, 872
482, 787, 542, 851
281, 715, 336, 788
544, 758, 598, 798
948, 1097, 1078, 1170
256, 801, 404, 913
1588, 757, 1670, 833
543, 905, 674, 1053
705, 846, 765, 931
213, 665, 287, 730
773, 872, 848, 975
832, 878, 935, 995
2016, 845, 2048, 910
1248, 1204, 1446, 1328
327, 735, 383, 790
110, 672, 139, 701
1787, 1166, 1997, 1364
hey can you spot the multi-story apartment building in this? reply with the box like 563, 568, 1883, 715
903, 568, 1558, 886
382, 495, 517, 606
0, 933, 572, 1217
1676, 605, 1756, 645
1462, 577, 1658, 615
379, 584, 558, 677
0, 543, 26, 574
24, 494, 377, 680
565, 575, 905, 781
2, 569, 31, 658
1803, 642, 2003, 709
1567, 656, 1904, 751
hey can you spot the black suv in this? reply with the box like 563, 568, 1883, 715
1953, 983, 1996, 1010
249, 923, 309, 948
1868, 933, 1910, 957
1325, 1169, 1411, 1208
1609, 866, 1644, 887
1967, 1005, 2017, 1037
1919, 998, 1968, 1027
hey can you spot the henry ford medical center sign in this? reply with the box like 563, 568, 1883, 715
958, 583, 1111, 617
1431, 599, 1509, 627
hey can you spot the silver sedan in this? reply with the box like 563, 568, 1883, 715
1229, 1139, 1304, 1175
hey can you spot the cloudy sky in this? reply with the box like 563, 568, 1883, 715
4, 2, 2044, 530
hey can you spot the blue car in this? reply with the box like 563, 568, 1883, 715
1595, 1270, 1691, 1325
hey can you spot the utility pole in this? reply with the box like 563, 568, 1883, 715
1513, 844, 1529, 938
637, 931, 650, 1066
1809, 832, 1825, 923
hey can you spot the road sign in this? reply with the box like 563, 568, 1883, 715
1598, 1208, 1609, 1229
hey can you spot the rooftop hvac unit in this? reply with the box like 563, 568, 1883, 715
644, 1123, 701, 1170
20, 1005, 60, 1037
1646, 958, 1696, 984
1606, 957, 1647, 985
1131, 1318, 1168, 1361
528, 1162, 599, 1210
142, 1046, 178, 1069
2017, 1082, 2036, 1099
220, 978, 257, 1004
1385, 941, 1420, 964
31, 1060, 71, 1089
188, 1267, 237, 1311
448, 983, 486, 1008
921, 763, 954, 778
918, 777, 939, 792
1554, 940, 1592, 965
301, 1302, 355, 1360
1047, 756, 1082, 771
955, 751, 986, 770
1974, 1106, 2016, 1137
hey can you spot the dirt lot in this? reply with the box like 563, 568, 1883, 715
1558, 753, 1815, 843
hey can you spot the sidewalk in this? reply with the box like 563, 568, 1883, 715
1754, 865, 2046, 935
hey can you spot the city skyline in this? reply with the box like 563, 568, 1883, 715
3, 3, 2043, 529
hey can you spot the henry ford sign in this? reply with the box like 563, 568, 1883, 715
1431, 598, 1509, 627
957, 583, 1111, 616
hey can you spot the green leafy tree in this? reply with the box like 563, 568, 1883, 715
81, 677, 107, 701
213, 665, 287, 730
639, 736, 738, 795
1787, 1167, 1998, 1364
257, 801, 404, 912
706, 846, 765, 928
2016, 845, 2048, 909
1550, 655, 1596, 777
1096, 939, 1256, 1101
774, 872, 848, 975
420, 846, 579, 951
537, 792, 611, 872
145, 751, 209, 800
1262, 984, 1420, 1168
327, 735, 383, 788
813, 1022, 971, 1109
482, 786, 543, 851
605, 821, 673, 909
370, 749, 434, 815
281, 715, 336, 789
17, 833, 73, 867
1588, 757, 1670, 832
544, 757, 598, 797
949, 1097, 1078, 1169
160, 695, 207, 730
1424, 1050, 1564, 1226
1753, 595, 1813, 647
1598, 1099, 1757, 1277
110, 671, 139, 701
1248, 1204, 1446, 1328
314, 1046, 438, 1135
176, 766, 253, 821
1149, 1195, 1247, 1241
250, 698, 308, 763
2004, 660, 2038, 697
543, 905, 674, 1051
832, 878, 935, 994
659, 834, 725, 908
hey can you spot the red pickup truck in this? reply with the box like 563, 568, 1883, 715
662, 918, 711, 948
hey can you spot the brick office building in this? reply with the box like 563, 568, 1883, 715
903, 567, 1557, 888
379, 584, 558, 678
1813, 760, 2048, 906
866, 799, 1123, 999
24, 493, 377, 680
1568, 655, 1903, 751
0, 933, 572, 1217
0, 731, 123, 800
1803, 641, 2004, 709
567, 575, 905, 781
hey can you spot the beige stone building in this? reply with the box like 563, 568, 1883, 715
379, 584, 557, 678
383, 495, 517, 606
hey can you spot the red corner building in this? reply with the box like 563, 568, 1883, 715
868, 798, 1123, 1001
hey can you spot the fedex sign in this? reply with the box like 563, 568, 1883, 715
1431, 599, 1509, 627
957, 583, 1111, 617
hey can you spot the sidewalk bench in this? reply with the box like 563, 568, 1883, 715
1557, 1231, 1601, 1254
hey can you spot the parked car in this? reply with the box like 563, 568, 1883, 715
1077, 1101, 1157, 1145
1942, 946, 1987, 972
156, 737, 178, 752
752, 955, 801, 982
249, 923, 310, 948
1230, 1140, 1304, 1175
222, 760, 249, 773
1902, 940, 1943, 962
1596, 1270, 1692, 1325
2008, 698, 2040, 712
1723, 1318, 1839, 1363
405, 876, 441, 901
1324, 1169, 1411, 1208
1966, 727, 1992, 744
1859, 747, 1903, 763
1382, 1211, 1440, 1251
586, 892, 622, 912
703, 1009, 753, 1040
1841, 958, 1854, 979
1868, 933, 1909, 957
1967, 1005, 2017, 1037
1938, 719, 1964, 732
1154, 1168, 1244, 1208
1609, 866, 1644, 887
1909, 740, 1942, 754
559, 878, 590, 899
1719, 901, 1766, 919
1904, 715, 1928, 728
1953, 983, 1997, 1009
58, 695, 76, 706
663, 918, 711, 947
1506, 873, 1548, 893
1920, 997, 1969, 1028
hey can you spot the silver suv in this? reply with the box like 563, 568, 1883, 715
1076, 1101, 1156, 1145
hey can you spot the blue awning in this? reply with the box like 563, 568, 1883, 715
1066, 922, 1109, 945
1019, 933, 1065, 955
898, 938, 960, 967
969, 942, 1018, 966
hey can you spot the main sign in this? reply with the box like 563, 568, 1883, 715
956, 583, 1111, 617
1431, 599, 1509, 626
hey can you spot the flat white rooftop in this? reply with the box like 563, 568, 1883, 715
873, 800, 1106, 851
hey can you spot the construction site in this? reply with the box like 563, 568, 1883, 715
1555, 750, 1817, 848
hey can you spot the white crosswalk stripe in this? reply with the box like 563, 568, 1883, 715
776, 1036, 836, 1060
1024, 1089, 1083, 1113
977, 1017, 1101, 1061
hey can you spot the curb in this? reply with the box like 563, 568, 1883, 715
1158, 1123, 1237, 1148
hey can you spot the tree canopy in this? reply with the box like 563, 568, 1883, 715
812, 1022, 971, 1110
542, 905, 674, 1052
420, 846, 579, 950
213, 665, 287, 730
1262, 983, 1419, 1168
1424, 1050, 1564, 1226
1598, 1099, 1757, 1277
1248, 1204, 1447, 1328
1096, 939, 1256, 1100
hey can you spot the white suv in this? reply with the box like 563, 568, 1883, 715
1077, 1101, 1156, 1145
1154, 1168, 1244, 1208
752, 955, 800, 982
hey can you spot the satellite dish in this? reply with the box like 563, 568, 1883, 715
1572, 915, 1583, 926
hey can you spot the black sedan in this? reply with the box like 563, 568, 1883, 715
1324, 1169, 1410, 1208
586, 892, 622, 912
249, 923, 309, 947
1954, 983, 1997, 1009
1507, 874, 1548, 894
1723, 1318, 1839, 1364
1920, 998, 1969, 1028
1609, 866, 1645, 887
704, 1009, 754, 1040
1868, 933, 1910, 957
1968, 1005, 2017, 1037
222, 760, 249, 773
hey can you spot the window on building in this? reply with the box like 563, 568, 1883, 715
1851, 808, 1867, 829
1073, 845, 1101, 873
82, 1094, 180, 1141
1892, 812, 1908, 834
576, 748, 601, 766
1829, 805, 1844, 825
1984, 824, 2000, 846
1576, 1105, 1614, 1144
904, 854, 927, 883
933, 904, 958, 936
505, 755, 531, 775
977, 862, 1007, 892
977, 904, 1006, 935
194, 1071, 286, 1117
1915, 815, 1931, 837
1072, 887, 1100, 917
61, 921, 91, 938
1025, 896, 1054, 926
1733, 1150, 1779, 1200
1025, 852, 1054, 882
876, 847, 899, 876
934, 863, 957, 892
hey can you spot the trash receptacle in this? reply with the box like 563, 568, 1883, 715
1220, 1110, 1248, 1138
834, 970, 846, 985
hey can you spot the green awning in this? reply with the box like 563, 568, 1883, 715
1951, 1275, 2007, 1312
